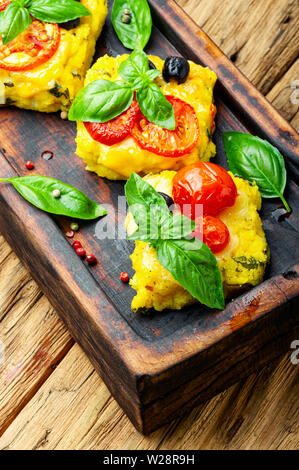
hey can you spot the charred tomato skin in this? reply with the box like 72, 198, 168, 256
131, 96, 199, 158
0, 21, 61, 71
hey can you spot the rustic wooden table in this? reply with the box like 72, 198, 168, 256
0, 0, 298, 450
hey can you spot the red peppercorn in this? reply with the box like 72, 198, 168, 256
86, 254, 97, 266
72, 241, 82, 249
25, 161, 34, 170
66, 231, 74, 238
76, 248, 86, 258
120, 272, 129, 283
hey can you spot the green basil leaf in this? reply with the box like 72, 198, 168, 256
0, 176, 107, 220
28, 0, 90, 23
68, 79, 134, 123
0, 2, 31, 45
118, 50, 150, 83
156, 238, 225, 310
137, 83, 176, 130
160, 215, 196, 240
223, 132, 291, 212
111, 0, 152, 50
145, 69, 161, 81
125, 172, 172, 240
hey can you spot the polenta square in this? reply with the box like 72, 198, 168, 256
75, 54, 217, 180
0, 0, 107, 113
126, 170, 269, 312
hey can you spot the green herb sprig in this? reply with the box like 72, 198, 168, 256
0, 175, 107, 219
125, 173, 225, 310
111, 0, 152, 51
0, 0, 90, 45
68, 50, 176, 130
223, 132, 291, 212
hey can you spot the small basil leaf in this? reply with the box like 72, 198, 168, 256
28, 0, 90, 23
68, 79, 134, 123
156, 238, 225, 310
0, 3, 31, 45
145, 69, 161, 81
160, 215, 196, 240
223, 132, 290, 212
118, 50, 150, 83
125, 172, 172, 236
137, 83, 176, 130
0, 176, 107, 220
111, 0, 152, 50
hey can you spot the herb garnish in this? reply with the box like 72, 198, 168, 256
0, 175, 107, 219
223, 132, 291, 212
125, 173, 225, 310
111, 0, 152, 51
0, 0, 90, 45
69, 50, 176, 130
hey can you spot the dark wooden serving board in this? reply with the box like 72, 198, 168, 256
0, 0, 298, 434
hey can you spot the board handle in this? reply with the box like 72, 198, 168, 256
148, 0, 299, 183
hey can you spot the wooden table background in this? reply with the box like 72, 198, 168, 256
0, 0, 298, 450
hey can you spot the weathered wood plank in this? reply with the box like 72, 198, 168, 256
0, 0, 298, 448
177, 0, 299, 95
267, 59, 299, 127
0, 251, 73, 435
0, 345, 297, 450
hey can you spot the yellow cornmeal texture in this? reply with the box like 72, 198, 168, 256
76, 54, 217, 180
0, 0, 107, 112
126, 171, 270, 312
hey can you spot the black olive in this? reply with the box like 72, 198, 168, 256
148, 60, 157, 70
59, 18, 80, 30
158, 192, 175, 211
162, 56, 190, 84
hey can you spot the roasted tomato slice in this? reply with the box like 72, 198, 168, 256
131, 96, 199, 157
0, 20, 60, 71
84, 100, 140, 146
173, 161, 237, 219
0, 0, 10, 11
192, 215, 230, 254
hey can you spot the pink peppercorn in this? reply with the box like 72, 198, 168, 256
25, 161, 34, 170
76, 248, 86, 258
86, 254, 97, 266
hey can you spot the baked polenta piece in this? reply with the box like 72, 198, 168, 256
75, 54, 217, 180
0, 0, 107, 113
126, 171, 269, 312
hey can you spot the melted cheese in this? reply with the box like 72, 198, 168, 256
76, 54, 217, 180
126, 171, 269, 312
0, 0, 107, 112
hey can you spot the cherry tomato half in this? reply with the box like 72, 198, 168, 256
192, 215, 230, 254
0, 20, 60, 71
84, 100, 140, 146
131, 96, 199, 157
173, 161, 237, 219
0, 0, 10, 11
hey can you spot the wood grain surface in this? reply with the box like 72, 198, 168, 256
0, 0, 298, 449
